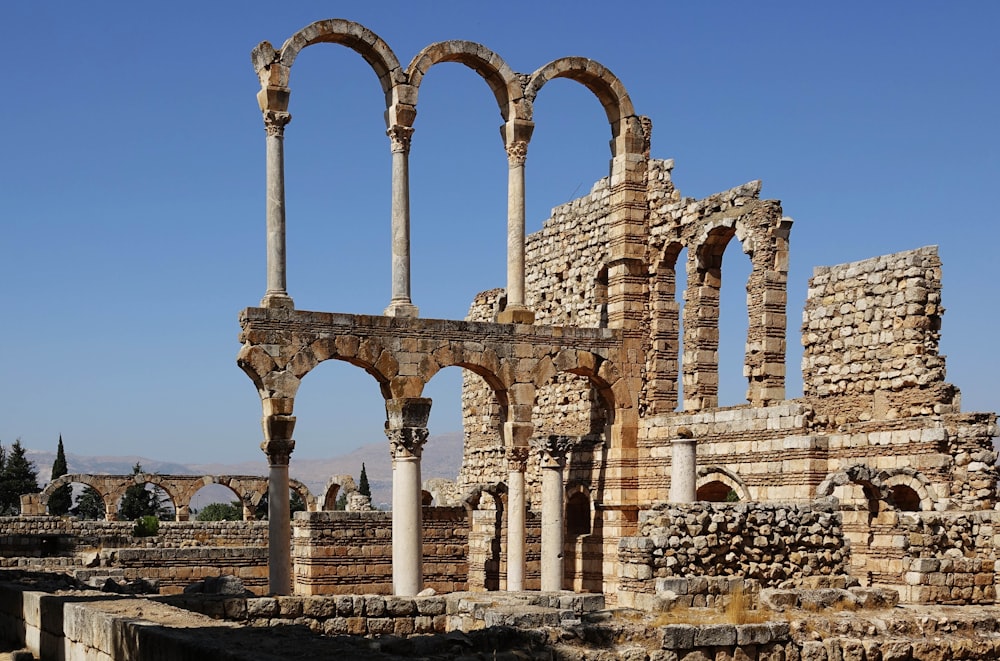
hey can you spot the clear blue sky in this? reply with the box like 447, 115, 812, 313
2, 2, 997, 465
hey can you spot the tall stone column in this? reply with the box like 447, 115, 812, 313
536, 435, 571, 592
261, 423, 295, 595
384, 125, 418, 318
261, 110, 294, 310
497, 120, 534, 325
386, 398, 431, 596
505, 441, 531, 591
669, 428, 697, 503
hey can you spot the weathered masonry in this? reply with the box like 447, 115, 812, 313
238, 18, 997, 604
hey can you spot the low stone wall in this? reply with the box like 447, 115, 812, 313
292, 507, 469, 595
895, 510, 998, 604
0, 517, 268, 553
619, 501, 847, 603
112, 547, 269, 595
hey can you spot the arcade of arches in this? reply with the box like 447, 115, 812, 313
238, 19, 998, 603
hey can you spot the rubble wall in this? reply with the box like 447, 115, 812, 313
801, 246, 954, 425
618, 501, 847, 599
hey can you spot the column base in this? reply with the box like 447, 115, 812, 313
384, 301, 419, 318
496, 305, 535, 325
260, 292, 295, 309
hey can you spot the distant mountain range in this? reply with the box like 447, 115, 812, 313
23, 431, 465, 510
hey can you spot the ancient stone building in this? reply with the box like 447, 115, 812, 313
234, 18, 997, 604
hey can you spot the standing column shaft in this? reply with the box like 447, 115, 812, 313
497, 119, 534, 325
268, 461, 292, 594
261, 434, 295, 596
386, 412, 429, 597
505, 444, 530, 592
540, 461, 565, 592
506, 142, 526, 308
262, 111, 293, 309
392, 453, 423, 595
669, 431, 698, 503
385, 126, 418, 318
537, 436, 570, 592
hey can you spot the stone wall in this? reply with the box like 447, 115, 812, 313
618, 501, 847, 602
640, 403, 817, 503
801, 246, 954, 424
896, 510, 999, 605
0, 517, 267, 555
292, 508, 469, 595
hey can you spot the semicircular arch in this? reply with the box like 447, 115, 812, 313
696, 466, 751, 501
272, 19, 402, 100
405, 40, 521, 121
526, 57, 636, 142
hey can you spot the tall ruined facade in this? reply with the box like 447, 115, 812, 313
237, 19, 996, 603
459, 159, 997, 600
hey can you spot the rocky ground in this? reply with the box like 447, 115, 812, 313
4, 570, 1000, 659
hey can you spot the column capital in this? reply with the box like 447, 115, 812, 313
505, 445, 531, 472
260, 438, 295, 466
263, 110, 292, 137
386, 427, 428, 460
387, 125, 415, 154
534, 435, 573, 469
506, 140, 528, 166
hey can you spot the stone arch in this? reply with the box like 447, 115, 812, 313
255, 19, 403, 102
405, 41, 522, 121
107, 473, 178, 521
883, 469, 936, 512
289, 478, 318, 513
321, 474, 355, 511
39, 473, 107, 511
816, 464, 888, 502
525, 57, 636, 141
463, 482, 507, 592
696, 466, 751, 502
648, 241, 685, 414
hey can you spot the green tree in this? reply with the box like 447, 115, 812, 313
335, 491, 348, 510
254, 489, 307, 519
358, 463, 371, 499
0, 439, 40, 515
118, 463, 168, 520
196, 501, 242, 521
47, 435, 72, 516
72, 486, 106, 520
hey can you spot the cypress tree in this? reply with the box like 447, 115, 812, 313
358, 463, 371, 499
0, 439, 40, 515
48, 435, 72, 516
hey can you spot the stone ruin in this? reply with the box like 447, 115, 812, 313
234, 17, 998, 606
1, 16, 999, 661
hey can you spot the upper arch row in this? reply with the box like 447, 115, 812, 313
251, 18, 637, 134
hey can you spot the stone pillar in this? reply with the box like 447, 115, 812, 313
386, 398, 431, 596
261, 412, 295, 596
497, 120, 534, 325
669, 428, 697, 503
384, 125, 419, 318
260, 110, 294, 310
536, 435, 571, 592
505, 439, 531, 591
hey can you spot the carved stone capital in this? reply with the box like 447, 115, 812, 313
260, 438, 295, 466
505, 445, 531, 472
506, 140, 528, 166
533, 435, 573, 469
264, 110, 292, 137
386, 427, 428, 460
387, 125, 415, 154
